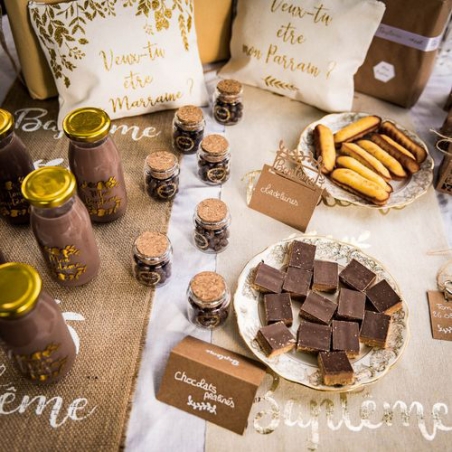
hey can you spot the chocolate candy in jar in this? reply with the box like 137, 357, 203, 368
187, 271, 230, 329
21, 166, 101, 287
0, 263, 76, 383
132, 231, 172, 287
63, 107, 127, 222
0, 108, 35, 225
193, 198, 231, 253
144, 151, 180, 201
172, 105, 205, 154
197, 134, 231, 185
213, 79, 243, 126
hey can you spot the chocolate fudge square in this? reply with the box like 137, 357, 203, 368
282, 267, 312, 301
339, 258, 376, 292
255, 321, 296, 357
263, 293, 293, 326
332, 320, 360, 358
296, 320, 331, 353
312, 260, 338, 293
253, 262, 285, 293
318, 351, 355, 386
288, 241, 316, 270
360, 310, 391, 348
336, 288, 366, 322
366, 279, 402, 314
299, 291, 337, 325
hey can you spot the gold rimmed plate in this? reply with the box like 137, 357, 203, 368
233, 235, 409, 392
298, 112, 434, 209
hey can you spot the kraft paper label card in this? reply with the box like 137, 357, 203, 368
248, 141, 323, 231
157, 336, 267, 435
427, 291, 452, 341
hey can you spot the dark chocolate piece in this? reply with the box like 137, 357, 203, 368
263, 293, 293, 326
336, 288, 366, 321
299, 291, 337, 325
360, 310, 391, 348
282, 267, 312, 301
255, 321, 296, 357
288, 241, 316, 270
318, 351, 355, 386
297, 320, 331, 353
332, 320, 360, 358
366, 279, 402, 314
312, 260, 338, 293
253, 262, 285, 293
339, 258, 376, 292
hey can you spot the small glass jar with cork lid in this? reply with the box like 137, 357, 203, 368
0, 262, 76, 383
144, 151, 180, 201
132, 231, 172, 287
193, 198, 230, 253
197, 134, 231, 185
172, 105, 205, 154
187, 271, 230, 329
213, 79, 243, 126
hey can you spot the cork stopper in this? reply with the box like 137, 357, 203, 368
201, 134, 229, 155
135, 231, 169, 258
217, 79, 242, 96
176, 105, 204, 124
146, 151, 177, 172
196, 198, 228, 223
190, 271, 226, 303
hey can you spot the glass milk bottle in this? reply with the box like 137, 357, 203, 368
63, 107, 127, 222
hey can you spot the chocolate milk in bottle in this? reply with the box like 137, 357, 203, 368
0, 108, 35, 224
0, 262, 76, 383
22, 166, 100, 287
63, 107, 127, 222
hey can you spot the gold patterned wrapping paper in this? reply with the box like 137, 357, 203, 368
0, 80, 175, 451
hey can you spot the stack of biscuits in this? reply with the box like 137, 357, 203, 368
313, 115, 428, 206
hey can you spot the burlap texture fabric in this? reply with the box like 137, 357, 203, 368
0, 80, 176, 451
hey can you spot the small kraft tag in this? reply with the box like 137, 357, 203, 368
248, 141, 324, 231
427, 291, 452, 340
157, 336, 267, 435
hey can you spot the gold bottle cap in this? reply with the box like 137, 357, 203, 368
0, 263, 42, 319
190, 271, 226, 303
63, 107, 111, 142
176, 105, 204, 125
196, 198, 228, 223
0, 108, 14, 140
22, 166, 77, 208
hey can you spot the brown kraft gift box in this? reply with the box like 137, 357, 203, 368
354, 0, 452, 108
157, 335, 267, 435
3, 0, 233, 100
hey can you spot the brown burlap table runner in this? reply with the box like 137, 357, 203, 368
0, 80, 176, 451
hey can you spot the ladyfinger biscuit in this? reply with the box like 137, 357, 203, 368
333, 115, 381, 146
380, 134, 416, 160
340, 142, 391, 181
357, 139, 407, 180
314, 124, 336, 174
380, 121, 427, 163
330, 168, 390, 206
369, 133, 420, 174
336, 156, 392, 193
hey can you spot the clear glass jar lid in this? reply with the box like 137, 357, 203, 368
0, 108, 14, 140
21, 166, 77, 208
0, 262, 42, 319
63, 107, 111, 142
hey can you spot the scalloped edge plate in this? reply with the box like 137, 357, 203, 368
234, 235, 409, 392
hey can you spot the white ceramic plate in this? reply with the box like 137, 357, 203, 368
234, 235, 409, 392
298, 112, 434, 209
